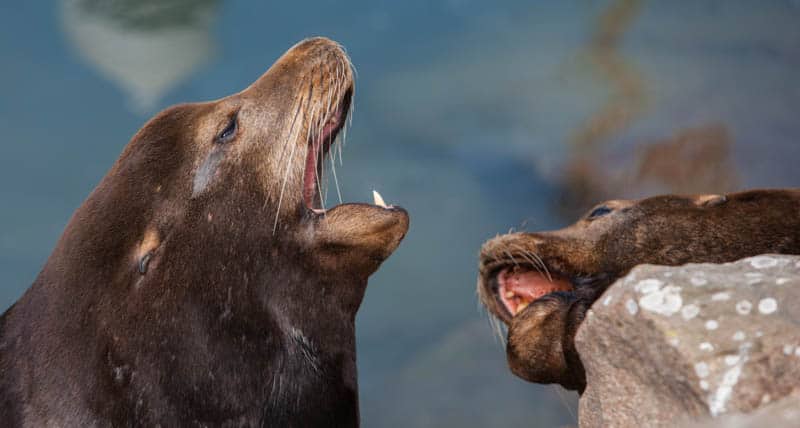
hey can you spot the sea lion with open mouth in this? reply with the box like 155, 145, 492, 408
0, 37, 408, 427
478, 189, 800, 393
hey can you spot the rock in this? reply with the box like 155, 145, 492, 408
575, 255, 800, 428
686, 393, 800, 428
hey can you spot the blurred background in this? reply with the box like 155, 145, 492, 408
2, 1, 800, 426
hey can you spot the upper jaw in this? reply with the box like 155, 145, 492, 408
478, 241, 576, 325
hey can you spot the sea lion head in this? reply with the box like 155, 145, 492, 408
477, 190, 800, 391
103, 37, 409, 314
47, 37, 409, 421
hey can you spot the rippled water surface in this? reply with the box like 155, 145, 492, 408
2, 1, 799, 426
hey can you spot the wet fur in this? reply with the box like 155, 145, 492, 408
0, 38, 408, 426
479, 189, 800, 393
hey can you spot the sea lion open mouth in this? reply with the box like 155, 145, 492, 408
256, 39, 404, 242
302, 87, 351, 213
479, 249, 605, 325
489, 266, 573, 319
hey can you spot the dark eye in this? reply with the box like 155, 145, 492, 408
587, 206, 612, 219
215, 113, 238, 144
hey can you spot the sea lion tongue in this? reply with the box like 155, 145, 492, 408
498, 268, 573, 316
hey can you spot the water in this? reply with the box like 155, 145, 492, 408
2, 1, 799, 426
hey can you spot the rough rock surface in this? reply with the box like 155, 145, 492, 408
687, 393, 800, 428
575, 255, 800, 428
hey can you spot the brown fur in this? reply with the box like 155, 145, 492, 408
478, 189, 800, 392
0, 38, 408, 426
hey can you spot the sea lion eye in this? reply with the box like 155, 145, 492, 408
587, 206, 612, 219
215, 113, 238, 144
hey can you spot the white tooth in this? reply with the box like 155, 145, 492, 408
372, 190, 388, 208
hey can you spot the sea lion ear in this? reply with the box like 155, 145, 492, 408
695, 194, 727, 207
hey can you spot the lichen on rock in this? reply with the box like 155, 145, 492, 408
576, 255, 800, 428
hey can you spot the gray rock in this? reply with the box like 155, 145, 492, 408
686, 393, 800, 428
575, 255, 800, 428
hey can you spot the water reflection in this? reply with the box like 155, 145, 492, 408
562, 124, 739, 215
61, 0, 218, 112
568, 0, 645, 153
559, 0, 739, 214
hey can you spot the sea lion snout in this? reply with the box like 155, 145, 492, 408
286, 37, 348, 60
478, 231, 597, 325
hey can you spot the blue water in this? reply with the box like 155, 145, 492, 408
2, 1, 799, 426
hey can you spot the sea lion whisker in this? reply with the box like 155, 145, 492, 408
273, 138, 298, 234
508, 246, 539, 271
268, 85, 308, 206
273, 90, 316, 231
274, 99, 316, 231
551, 384, 578, 423
488, 312, 507, 345
509, 243, 550, 280
507, 242, 552, 281
272, 95, 305, 196
505, 243, 539, 269
522, 246, 553, 282
340, 83, 352, 162
501, 249, 520, 269
330, 135, 343, 205
315, 138, 327, 214
475, 291, 506, 344
345, 49, 358, 79
316, 93, 330, 212
339, 109, 347, 166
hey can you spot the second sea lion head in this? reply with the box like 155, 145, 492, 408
477, 190, 800, 391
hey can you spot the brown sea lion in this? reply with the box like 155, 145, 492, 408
478, 189, 800, 393
0, 37, 408, 426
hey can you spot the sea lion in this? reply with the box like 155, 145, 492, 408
0, 37, 408, 426
478, 189, 800, 393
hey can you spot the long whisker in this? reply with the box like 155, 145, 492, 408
552, 384, 578, 424
305, 99, 323, 212
508, 243, 552, 281
518, 247, 552, 281
315, 126, 326, 214
270, 94, 305, 202
330, 134, 343, 205
273, 84, 314, 233
489, 313, 506, 345
526, 249, 551, 281
529, 251, 552, 281
501, 249, 520, 269
273, 139, 298, 234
